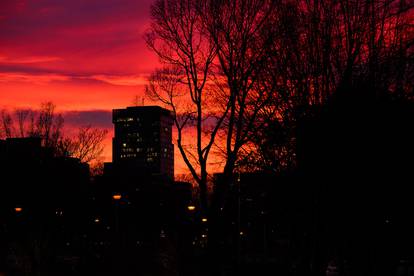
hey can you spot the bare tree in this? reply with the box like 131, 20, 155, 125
201, 0, 280, 182
57, 125, 108, 163
1, 102, 107, 166
71, 126, 108, 163
33, 102, 64, 150
14, 109, 31, 138
146, 0, 414, 212
0, 109, 14, 138
146, 0, 223, 212
146, 0, 284, 211
241, 0, 414, 174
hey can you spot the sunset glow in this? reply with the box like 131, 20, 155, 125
0, 0, 171, 169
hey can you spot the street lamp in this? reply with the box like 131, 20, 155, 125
113, 194, 122, 200
14, 207, 23, 213
187, 205, 196, 211
112, 193, 121, 249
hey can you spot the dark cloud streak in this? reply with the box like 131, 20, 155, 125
62, 110, 112, 129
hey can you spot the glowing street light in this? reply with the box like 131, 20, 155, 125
94, 218, 100, 223
187, 205, 196, 211
201, 217, 208, 223
113, 194, 122, 200
14, 207, 23, 213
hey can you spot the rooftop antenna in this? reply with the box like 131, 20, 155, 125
132, 95, 145, 106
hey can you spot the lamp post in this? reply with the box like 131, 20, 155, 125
112, 193, 122, 248
237, 173, 242, 266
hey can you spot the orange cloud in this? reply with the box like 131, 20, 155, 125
0, 72, 70, 84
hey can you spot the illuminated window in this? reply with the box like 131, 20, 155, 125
147, 152, 159, 157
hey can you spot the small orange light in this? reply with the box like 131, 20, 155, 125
15, 207, 22, 213
201, 218, 208, 223
187, 205, 196, 211
113, 194, 122, 200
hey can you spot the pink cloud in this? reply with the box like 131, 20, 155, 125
0, 55, 63, 64
0, 0, 225, 175
84, 74, 149, 86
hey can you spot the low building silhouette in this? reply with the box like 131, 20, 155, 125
0, 137, 90, 275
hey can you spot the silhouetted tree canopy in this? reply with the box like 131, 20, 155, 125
146, 0, 414, 210
0, 102, 108, 170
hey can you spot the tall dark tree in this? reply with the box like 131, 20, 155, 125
146, 0, 282, 212
146, 0, 223, 213
146, 0, 414, 213
201, 0, 280, 183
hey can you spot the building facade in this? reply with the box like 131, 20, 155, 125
112, 106, 174, 180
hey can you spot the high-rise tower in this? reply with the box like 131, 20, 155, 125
112, 106, 174, 179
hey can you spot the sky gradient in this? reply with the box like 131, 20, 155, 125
0, 0, 202, 172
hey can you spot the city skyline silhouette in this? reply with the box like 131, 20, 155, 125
1, 0, 414, 275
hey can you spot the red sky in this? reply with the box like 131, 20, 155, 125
0, 0, 199, 173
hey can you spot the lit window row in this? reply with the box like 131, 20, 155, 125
115, 117, 139, 123
127, 132, 141, 137
120, 154, 137, 158
120, 147, 143, 152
